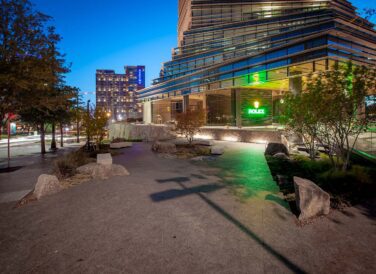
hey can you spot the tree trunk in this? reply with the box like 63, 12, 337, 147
7, 119, 10, 161
40, 122, 46, 154
76, 117, 80, 143
309, 138, 316, 160
60, 123, 64, 147
50, 121, 57, 150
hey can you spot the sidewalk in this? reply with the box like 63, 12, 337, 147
0, 135, 80, 148
0, 142, 84, 204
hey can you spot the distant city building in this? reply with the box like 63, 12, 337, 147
96, 66, 145, 121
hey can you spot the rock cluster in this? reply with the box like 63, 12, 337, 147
32, 154, 129, 200
77, 153, 130, 180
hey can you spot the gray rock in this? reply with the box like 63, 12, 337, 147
265, 143, 289, 156
92, 164, 111, 180
191, 156, 217, 161
191, 156, 205, 161
193, 139, 214, 146
273, 152, 289, 160
77, 163, 111, 180
157, 153, 178, 159
110, 142, 133, 149
152, 141, 177, 154
77, 163, 129, 179
76, 163, 98, 175
111, 164, 130, 176
33, 174, 62, 199
211, 146, 224, 155
97, 153, 113, 165
294, 176, 330, 220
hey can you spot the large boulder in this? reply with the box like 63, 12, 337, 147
77, 163, 111, 180
76, 163, 98, 175
97, 153, 112, 165
265, 143, 289, 156
34, 174, 62, 199
111, 164, 130, 176
152, 141, 177, 154
211, 146, 224, 155
294, 177, 330, 220
92, 164, 111, 180
193, 139, 214, 146
273, 152, 289, 160
110, 142, 132, 149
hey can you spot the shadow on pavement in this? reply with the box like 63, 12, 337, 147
151, 183, 224, 202
0, 166, 24, 173
151, 176, 307, 274
156, 177, 191, 184
265, 194, 289, 210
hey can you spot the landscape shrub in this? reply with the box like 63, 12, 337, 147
297, 158, 332, 180
266, 154, 376, 206
53, 150, 92, 179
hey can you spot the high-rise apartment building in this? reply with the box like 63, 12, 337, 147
139, 0, 376, 128
96, 66, 145, 121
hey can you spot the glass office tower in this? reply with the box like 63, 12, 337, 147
139, 0, 376, 128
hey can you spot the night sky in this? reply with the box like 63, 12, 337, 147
31, 0, 376, 103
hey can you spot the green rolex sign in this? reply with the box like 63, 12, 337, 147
247, 100, 266, 116
248, 108, 265, 115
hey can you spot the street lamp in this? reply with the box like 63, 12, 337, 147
86, 99, 91, 150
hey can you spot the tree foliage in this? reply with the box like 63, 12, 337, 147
0, 0, 78, 154
284, 62, 376, 170
82, 107, 108, 148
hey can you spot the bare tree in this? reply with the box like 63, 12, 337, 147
176, 109, 205, 145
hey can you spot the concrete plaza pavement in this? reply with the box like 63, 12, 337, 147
0, 142, 84, 203
0, 142, 375, 273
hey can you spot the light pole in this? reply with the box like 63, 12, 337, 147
76, 91, 80, 143
86, 99, 91, 150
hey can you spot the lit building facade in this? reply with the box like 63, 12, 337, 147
96, 66, 145, 121
139, 0, 376, 127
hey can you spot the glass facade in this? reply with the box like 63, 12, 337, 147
138, 0, 376, 132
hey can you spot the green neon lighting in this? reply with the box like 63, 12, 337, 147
248, 108, 265, 115
248, 71, 267, 86
247, 107, 267, 117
